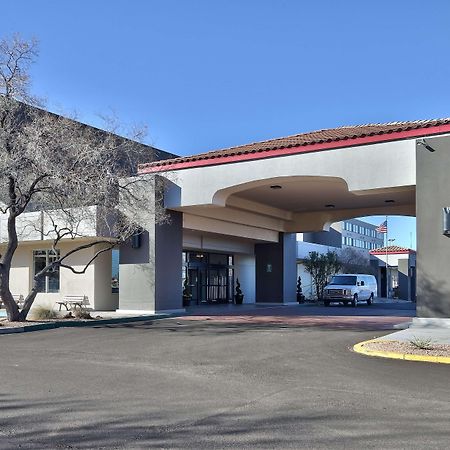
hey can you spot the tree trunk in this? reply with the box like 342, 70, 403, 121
18, 289, 39, 321
0, 270, 21, 321
1, 180, 21, 321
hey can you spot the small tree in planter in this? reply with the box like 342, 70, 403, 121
234, 278, 244, 305
182, 278, 192, 307
296, 275, 305, 303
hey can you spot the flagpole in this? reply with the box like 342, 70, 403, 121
385, 215, 389, 299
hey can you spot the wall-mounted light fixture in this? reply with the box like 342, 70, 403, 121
131, 229, 143, 248
270, 185, 282, 190
417, 139, 436, 152
442, 207, 450, 237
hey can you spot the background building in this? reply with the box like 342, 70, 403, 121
370, 246, 416, 301
297, 219, 385, 300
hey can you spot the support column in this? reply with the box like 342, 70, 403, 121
118, 177, 183, 314
416, 136, 450, 318
255, 232, 297, 304
118, 210, 183, 314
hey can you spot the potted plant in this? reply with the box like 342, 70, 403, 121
182, 278, 192, 307
234, 278, 244, 305
297, 275, 305, 303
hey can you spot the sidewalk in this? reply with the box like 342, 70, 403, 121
354, 320, 450, 364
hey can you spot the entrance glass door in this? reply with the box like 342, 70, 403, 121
188, 267, 206, 304
184, 252, 234, 305
207, 267, 229, 304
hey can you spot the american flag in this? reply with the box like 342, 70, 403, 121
376, 220, 388, 233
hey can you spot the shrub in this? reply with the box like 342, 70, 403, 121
409, 336, 434, 350
73, 308, 92, 320
30, 306, 57, 320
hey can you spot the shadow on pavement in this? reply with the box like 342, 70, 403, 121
1, 393, 449, 449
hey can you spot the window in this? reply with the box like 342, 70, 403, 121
33, 249, 60, 293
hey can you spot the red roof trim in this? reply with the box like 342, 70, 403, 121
139, 123, 450, 173
370, 250, 414, 255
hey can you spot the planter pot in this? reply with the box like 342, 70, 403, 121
182, 296, 191, 307
297, 294, 305, 304
234, 294, 244, 305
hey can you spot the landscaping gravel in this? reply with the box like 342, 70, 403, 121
364, 340, 450, 357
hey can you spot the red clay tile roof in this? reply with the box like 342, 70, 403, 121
139, 118, 450, 172
370, 245, 415, 255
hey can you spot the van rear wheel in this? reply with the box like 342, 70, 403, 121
367, 293, 373, 306
352, 295, 358, 307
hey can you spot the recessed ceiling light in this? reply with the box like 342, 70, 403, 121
385, 199, 395, 203
325, 204, 335, 208
270, 185, 282, 189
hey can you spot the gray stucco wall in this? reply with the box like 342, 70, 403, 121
255, 239, 283, 303
118, 207, 183, 312
255, 232, 296, 303
416, 136, 450, 317
283, 233, 297, 302
119, 232, 150, 265
155, 210, 183, 310
398, 259, 409, 301
303, 228, 342, 248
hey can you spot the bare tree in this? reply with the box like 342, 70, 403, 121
339, 247, 376, 275
0, 34, 166, 321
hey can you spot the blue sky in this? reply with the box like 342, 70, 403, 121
3, 0, 447, 249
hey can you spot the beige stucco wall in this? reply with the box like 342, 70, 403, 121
0, 206, 100, 244
166, 140, 416, 208
5, 240, 116, 311
234, 254, 256, 303
159, 139, 416, 240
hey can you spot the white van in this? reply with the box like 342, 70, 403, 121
323, 274, 377, 307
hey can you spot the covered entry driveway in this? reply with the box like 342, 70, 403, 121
181, 300, 415, 330
125, 119, 450, 319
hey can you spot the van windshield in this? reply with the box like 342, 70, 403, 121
329, 276, 357, 286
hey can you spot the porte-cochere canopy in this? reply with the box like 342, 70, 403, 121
126, 119, 450, 319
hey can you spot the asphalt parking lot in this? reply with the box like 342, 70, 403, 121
1, 303, 449, 449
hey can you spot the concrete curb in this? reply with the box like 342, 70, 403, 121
0, 314, 168, 335
353, 339, 450, 365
